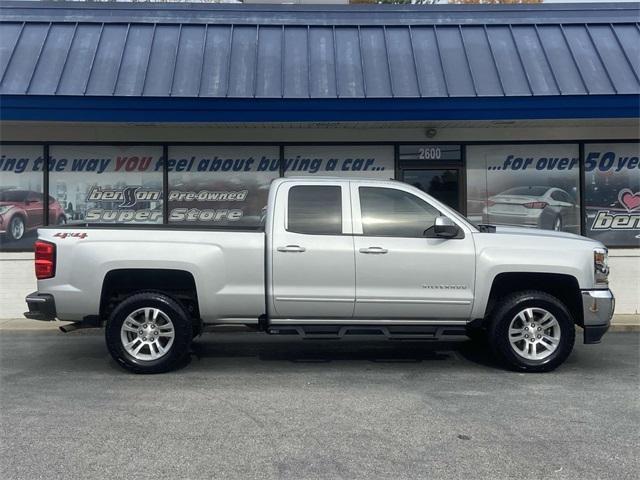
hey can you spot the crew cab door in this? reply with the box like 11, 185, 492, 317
351, 183, 475, 320
269, 180, 355, 318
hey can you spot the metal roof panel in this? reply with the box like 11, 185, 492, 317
308, 27, 336, 98
359, 27, 391, 98
255, 25, 282, 98
57, 23, 101, 95
2, 22, 48, 94
335, 28, 365, 98
283, 27, 309, 98
200, 25, 231, 98
171, 25, 207, 97
386, 27, 420, 97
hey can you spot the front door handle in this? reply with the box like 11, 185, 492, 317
359, 247, 388, 254
277, 245, 306, 253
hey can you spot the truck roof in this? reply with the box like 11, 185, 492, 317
274, 176, 398, 183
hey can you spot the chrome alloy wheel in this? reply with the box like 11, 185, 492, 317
508, 308, 561, 361
120, 307, 175, 361
10, 217, 25, 240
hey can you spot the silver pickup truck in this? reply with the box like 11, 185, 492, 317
25, 177, 614, 374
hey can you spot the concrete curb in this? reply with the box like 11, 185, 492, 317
609, 324, 640, 332
1, 317, 638, 332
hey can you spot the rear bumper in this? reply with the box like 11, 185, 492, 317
24, 292, 57, 321
581, 289, 614, 344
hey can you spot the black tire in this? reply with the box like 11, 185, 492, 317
106, 292, 192, 374
192, 323, 202, 339
488, 290, 575, 372
7, 216, 25, 241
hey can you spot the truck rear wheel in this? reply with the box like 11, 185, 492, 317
488, 290, 575, 372
105, 292, 192, 374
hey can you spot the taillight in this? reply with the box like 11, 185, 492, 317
486, 200, 496, 207
523, 202, 548, 209
35, 240, 56, 280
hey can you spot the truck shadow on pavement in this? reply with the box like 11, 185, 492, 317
186, 333, 501, 370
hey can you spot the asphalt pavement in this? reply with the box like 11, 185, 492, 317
0, 330, 638, 480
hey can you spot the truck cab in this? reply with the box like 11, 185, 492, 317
267, 178, 476, 322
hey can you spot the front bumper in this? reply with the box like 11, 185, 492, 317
581, 289, 615, 344
24, 292, 57, 321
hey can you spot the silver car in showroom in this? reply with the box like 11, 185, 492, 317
483, 186, 580, 233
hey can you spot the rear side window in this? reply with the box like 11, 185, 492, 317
359, 187, 439, 237
287, 185, 342, 235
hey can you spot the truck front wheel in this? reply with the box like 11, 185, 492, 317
106, 292, 192, 374
488, 290, 575, 372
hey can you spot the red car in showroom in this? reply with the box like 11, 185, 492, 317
0, 190, 66, 242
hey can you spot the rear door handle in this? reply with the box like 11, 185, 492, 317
277, 245, 306, 253
359, 247, 388, 254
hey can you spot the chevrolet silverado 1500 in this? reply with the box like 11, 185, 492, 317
25, 178, 614, 373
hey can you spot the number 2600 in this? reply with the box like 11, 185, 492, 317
418, 147, 441, 160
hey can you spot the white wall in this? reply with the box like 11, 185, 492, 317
609, 250, 640, 316
0, 253, 36, 319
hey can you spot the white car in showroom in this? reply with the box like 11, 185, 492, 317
483, 186, 580, 233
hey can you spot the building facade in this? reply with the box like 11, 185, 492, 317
0, 2, 638, 318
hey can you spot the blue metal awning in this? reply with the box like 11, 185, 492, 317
0, 2, 638, 122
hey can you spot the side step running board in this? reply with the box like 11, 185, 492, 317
267, 324, 467, 340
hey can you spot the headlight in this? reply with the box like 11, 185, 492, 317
594, 247, 609, 287
0, 205, 14, 215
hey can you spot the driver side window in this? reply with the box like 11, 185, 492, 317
359, 187, 439, 237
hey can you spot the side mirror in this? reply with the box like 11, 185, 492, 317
433, 216, 459, 238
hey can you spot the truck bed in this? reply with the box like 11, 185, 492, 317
37, 225, 266, 323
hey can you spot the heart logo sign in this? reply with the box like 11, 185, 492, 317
592, 188, 640, 232
618, 189, 640, 213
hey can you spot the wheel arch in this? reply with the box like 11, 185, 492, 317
9, 211, 27, 225
99, 268, 200, 325
483, 272, 583, 327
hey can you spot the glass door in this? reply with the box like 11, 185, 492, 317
398, 145, 464, 213
402, 169, 462, 211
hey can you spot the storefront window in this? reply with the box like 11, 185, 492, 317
167, 146, 280, 227
467, 144, 580, 234
283, 145, 394, 179
584, 143, 640, 247
0, 145, 45, 251
49, 146, 164, 225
